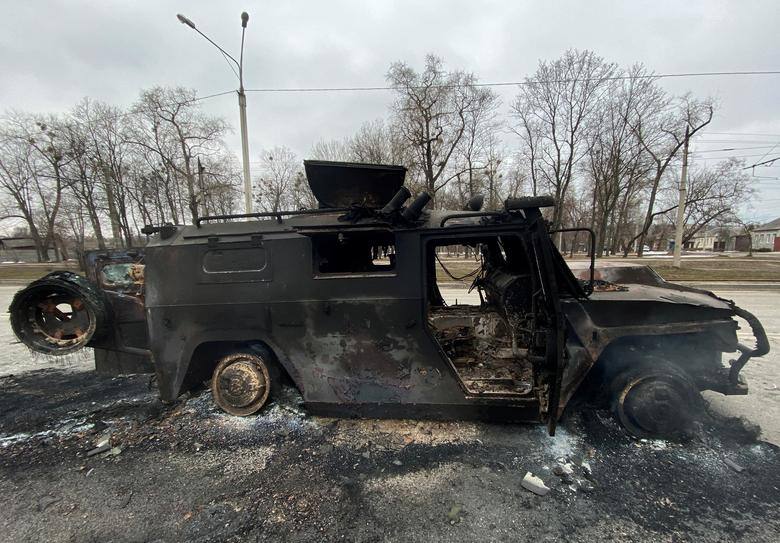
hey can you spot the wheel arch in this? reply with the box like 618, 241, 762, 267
169, 330, 302, 400
576, 330, 724, 404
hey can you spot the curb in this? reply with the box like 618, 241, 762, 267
678, 282, 780, 291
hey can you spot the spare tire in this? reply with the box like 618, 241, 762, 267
9, 271, 110, 355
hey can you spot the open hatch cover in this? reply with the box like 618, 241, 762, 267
304, 160, 406, 209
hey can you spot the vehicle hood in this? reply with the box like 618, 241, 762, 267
586, 282, 731, 310
571, 264, 731, 309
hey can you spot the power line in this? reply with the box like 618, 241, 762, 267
691, 145, 780, 153
191, 90, 235, 102
693, 153, 774, 160
744, 155, 780, 169
702, 131, 780, 137
698, 139, 780, 144
753, 142, 780, 165
243, 70, 780, 93
82, 89, 236, 122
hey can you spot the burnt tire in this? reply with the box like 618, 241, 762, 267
9, 271, 109, 355
211, 350, 280, 416
610, 362, 702, 440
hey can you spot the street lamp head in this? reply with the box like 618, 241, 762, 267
176, 13, 196, 29
241, 12, 249, 28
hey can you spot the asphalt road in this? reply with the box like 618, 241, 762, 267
1, 285, 779, 542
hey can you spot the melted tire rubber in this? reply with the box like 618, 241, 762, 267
610, 361, 703, 440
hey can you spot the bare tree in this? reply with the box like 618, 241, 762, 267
626, 94, 714, 255
728, 215, 756, 256
454, 85, 501, 205
666, 158, 751, 244
586, 65, 653, 255
310, 138, 352, 162
61, 117, 108, 249
387, 54, 498, 205
350, 119, 410, 165
254, 146, 302, 213
128, 87, 229, 225
0, 112, 73, 261
72, 99, 135, 247
0, 133, 50, 260
512, 49, 617, 230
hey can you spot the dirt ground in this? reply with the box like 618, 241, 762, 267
1, 287, 780, 542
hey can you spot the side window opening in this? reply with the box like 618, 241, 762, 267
309, 231, 396, 275
99, 262, 145, 294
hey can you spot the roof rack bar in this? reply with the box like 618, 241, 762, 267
439, 211, 504, 227
196, 207, 350, 227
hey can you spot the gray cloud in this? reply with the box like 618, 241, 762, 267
1, 0, 778, 220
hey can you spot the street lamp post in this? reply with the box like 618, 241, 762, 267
177, 12, 254, 214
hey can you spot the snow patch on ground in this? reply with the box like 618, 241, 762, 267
0, 418, 94, 447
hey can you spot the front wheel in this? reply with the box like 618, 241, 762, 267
610, 362, 702, 440
211, 351, 278, 416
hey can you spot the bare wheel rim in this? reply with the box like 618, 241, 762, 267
212, 355, 271, 416
616, 374, 694, 439
19, 291, 96, 351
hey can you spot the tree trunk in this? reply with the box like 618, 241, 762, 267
103, 165, 123, 247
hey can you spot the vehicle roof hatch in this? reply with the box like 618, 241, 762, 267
304, 160, 406, 209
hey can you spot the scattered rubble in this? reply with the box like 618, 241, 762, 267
723, 458, 746, 473
86, 443, 110, 457
1, 368, 779, 542
521, 472, 551, 496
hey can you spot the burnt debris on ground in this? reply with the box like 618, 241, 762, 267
0, 368, 779, 543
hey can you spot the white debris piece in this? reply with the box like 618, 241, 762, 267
521, 471, 550, 496
723, 458, 745, 473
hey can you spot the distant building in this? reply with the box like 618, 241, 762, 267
754, 217, 780, 251
684, 226, 748, 252
687, 226, 739, 252
0, 237, 46, 262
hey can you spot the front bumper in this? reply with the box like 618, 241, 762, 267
726, 304, 770, 392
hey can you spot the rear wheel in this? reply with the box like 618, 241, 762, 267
610, 362, 701, 439
211, 351, 278, 416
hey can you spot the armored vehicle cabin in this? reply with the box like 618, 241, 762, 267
9, 161, 770, 438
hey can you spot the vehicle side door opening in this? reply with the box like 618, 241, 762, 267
425, 235, 542, 397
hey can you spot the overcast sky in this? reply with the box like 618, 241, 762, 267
1, 0, 779, 221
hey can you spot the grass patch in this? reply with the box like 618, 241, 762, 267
644, 262, 780, 282
0, 262, 81, 283
434, 255, 780, 283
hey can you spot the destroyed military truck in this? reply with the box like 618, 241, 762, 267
9, 161, 770, 438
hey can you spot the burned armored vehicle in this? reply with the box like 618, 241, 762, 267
9, 161, 769, 438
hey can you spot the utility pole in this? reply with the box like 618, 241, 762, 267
177, 12, 253, 214
238, 89, 252, 214
238, 12, 252, 214
197, 157, 206, 217
672, 126, 690, 268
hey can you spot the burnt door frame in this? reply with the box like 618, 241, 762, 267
419, 228, 533, 396
419, 220, 565, 432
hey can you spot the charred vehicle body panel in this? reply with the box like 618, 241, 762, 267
9, 161, 769, 437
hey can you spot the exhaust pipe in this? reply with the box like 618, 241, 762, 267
401, 192, 432, 221
380, 186, 411, 214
